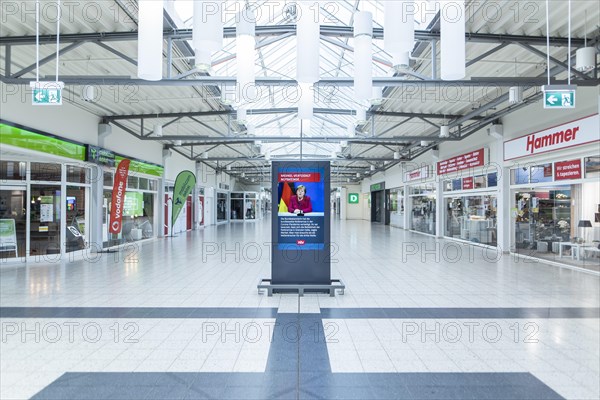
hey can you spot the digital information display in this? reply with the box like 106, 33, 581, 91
271, 162, 330, 285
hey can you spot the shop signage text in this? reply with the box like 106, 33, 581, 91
109, 159, 131, 234
404, 166, 430, 182
370, 182, 384, 192
555, 159, 582, 181
504, 114, 599, 160
437, 149, 485, 175
462, 177, 474, 190
348, 193, 359, 204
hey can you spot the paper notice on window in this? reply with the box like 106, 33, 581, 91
40, 204, 54, 222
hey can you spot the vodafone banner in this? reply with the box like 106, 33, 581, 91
504, 114, 599, 161
109, 159, 131, 234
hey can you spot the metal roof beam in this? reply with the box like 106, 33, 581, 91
0, 27, 586, 47
159, 135, 458, 144
4, 75, 597, 87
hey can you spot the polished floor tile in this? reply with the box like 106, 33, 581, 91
1, 218, 599, 399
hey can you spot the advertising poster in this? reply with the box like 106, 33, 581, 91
276, 168, 325, 250
271, 162, 331, 285
172, 171, 196, 228
0, 219, 17, 253
109, 159, 131, 234
40, 196, 54, 222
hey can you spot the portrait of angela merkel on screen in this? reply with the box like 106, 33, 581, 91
288, 185, 312, 214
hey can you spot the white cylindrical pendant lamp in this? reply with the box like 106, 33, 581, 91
384, 1, 414, 54
82, 85, 95, 102
440, 0, 465, 80
236, 107, 247, 125
393, 151, 400, 160
347, 123, 355, 137
355, 108, 367, 125
296, 3, 320, 84
370, 86, 384, 105
193, 1, 223, 71
576, 47, 596, 72
440, 125, 450, 138
393, 52, 410, 70
237, 6, 256, 103
137, 0, 164, 81
297, 83, 313, 120
353, 11, 373, 101
154, 125, 163, 137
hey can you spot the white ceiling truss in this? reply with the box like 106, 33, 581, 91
1, 0, 598, 184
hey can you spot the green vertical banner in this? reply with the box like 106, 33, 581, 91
172, 170, 196, 229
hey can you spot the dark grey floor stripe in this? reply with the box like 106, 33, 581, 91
0, 307, 278, 319
2, 307, 597, 320
32, 372, 564, 400
320, 307, 600, 319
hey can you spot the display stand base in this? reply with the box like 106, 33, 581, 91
257, 279, 345, 297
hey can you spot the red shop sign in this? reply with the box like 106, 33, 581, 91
554, 159, 581, 181
437, 148, 485, 175
462, 177, 474, 190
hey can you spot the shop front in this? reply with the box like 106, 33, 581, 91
504, 114, 600, 271
0, 122, 92, 260
216, 190, 229, 224
92, 146, 162, 247
389, 187, 405, 229
437, 148, 499, 247
405, 165, 436, 236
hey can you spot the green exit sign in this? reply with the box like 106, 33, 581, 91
30, 81, 64, 106
542, 85, 576, 109
348, 193, 359, 204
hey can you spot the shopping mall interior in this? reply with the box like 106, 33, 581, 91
1, 1, 599, 399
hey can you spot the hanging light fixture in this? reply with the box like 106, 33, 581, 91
296, 2, 320, 84
137, 0, 164, 81
576, 47, 596, 72
347, 123, 356, 137
193, 1, 223, 71
393, 151, 400, 160
340, 140, 348, 148
236, 107, 248, 125
153, 125, 163, 137
353, 11, 373, 101
221, 85, 237, 106
298, 83, 313, 120
355, 108, 367, 125
439, 125, 450, 138
356, 172, 360, 178
576, 11, 596, 72
508, 86, 524, 104
82, 85, 95, 102
237, 5, 256, 104
370, 87, 384, 106
421, 140, 429, 147
385, 1, 414, 69
440, 0, 465, 80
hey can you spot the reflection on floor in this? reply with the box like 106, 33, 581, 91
1, 219, 599, 399
514, 246, 600, 273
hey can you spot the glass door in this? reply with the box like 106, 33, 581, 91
66, 185, 87, 253
0, 186, 27, 260
30, 185, 62, 255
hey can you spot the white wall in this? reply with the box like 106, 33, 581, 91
340, 185, 362, 220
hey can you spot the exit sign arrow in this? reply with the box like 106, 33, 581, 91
30, 81, 64, 106
542, 85, 576, 109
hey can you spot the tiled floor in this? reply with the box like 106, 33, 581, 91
1, 218, 599, 399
